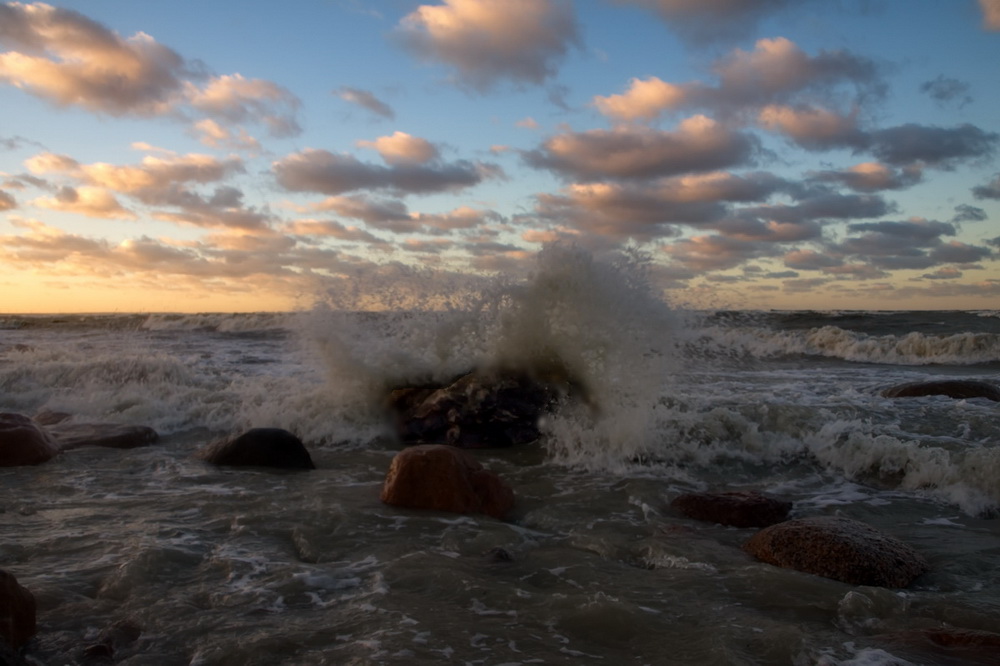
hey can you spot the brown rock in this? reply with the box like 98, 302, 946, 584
0, 413, 58, 467
0, 570, 36, 649
198, 428, 315, 470
48, 422, 159, 450
380, 444, 515, 520
923, 627, 1000, 648
743, 516, 928, 588
881, 380, 1000, 402
671, 491, 792, 528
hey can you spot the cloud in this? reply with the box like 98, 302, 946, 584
952, 204, 987, 222
921, 267, 963, 280
742, 192, 892, 223
0, 3, 299, 134
928, 241, 992, 265
0, 188, 15, 210
617, 0, 794, 44
393, 0, 581, 91
31, 185, 134, 219
335, 86, 395, 119
980, 0, 1000, 30
972, 173, 1000, 200
77, 154, 245, 194
284, 219, 386, 244
783, 248, 842, 270
868, 123, 998, 168
524, 115, 758, 180
757, 104, 866, 150
809, 162, 922, 192
273, 147, 500, 196
833, 219, 994, 270
192, 119, 261, 152
357, 131, 440, 165
592, 38, 880, 123
919, 75, 972, 108
662, 234, 777, 272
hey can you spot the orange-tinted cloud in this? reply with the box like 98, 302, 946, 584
32, 185, 134, 219
357, 131, 440, 165
980, 0, 1000, 30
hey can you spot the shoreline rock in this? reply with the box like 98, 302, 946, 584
0, 413, 58, 467
671, 491, 792, 528
198, 428, 315, 470
881, 380, 1000, 402
0, 570, 36, 650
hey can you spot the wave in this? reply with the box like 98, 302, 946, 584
141, 312, 293, 333
696, 324, 1000, 366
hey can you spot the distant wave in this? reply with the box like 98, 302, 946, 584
698, 324, 1000, 366
141, 312, 293, 333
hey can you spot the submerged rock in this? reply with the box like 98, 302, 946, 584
48, 422, 159, 450
387, 369, 567, 448
881, 380, 1000, 402
380, 444, 515, 520
0, 570, 36, 649
0, 413, 58, 467
743, 516, 928, 588
198, 428, 315, 470
671, 491, 792, 528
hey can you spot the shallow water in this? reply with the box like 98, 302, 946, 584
2, 253, 1000, 664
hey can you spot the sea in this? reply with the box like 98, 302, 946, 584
2, 247, 999, 665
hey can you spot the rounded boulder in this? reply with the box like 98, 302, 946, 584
0, 569, 37, 649
380, 444, 515, 520
0, 413, 58, 467
743, 516, 928, 588
198, 428, 315, 470
671, 491, 792, 528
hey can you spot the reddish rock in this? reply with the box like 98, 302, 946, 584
47, 422, 159, 450
923, 627, 1000, 648
0, 413, 58, 467
671, 491, 792, 528
380, 444, 515, 520
743, 516, 928, 588
0, 569, 36, 649
881, 380, 1000, 402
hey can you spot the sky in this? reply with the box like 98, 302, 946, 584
1, 0, 1000, 313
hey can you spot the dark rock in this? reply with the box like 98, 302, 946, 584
881, 380, 1000, 402
0, 570, 36, 649
923, 627, 1000, 648
387, 369, 566, 448
0, 413, 58, 467
48, 422, 159, 450
380, 444, 515, 520
198, 428, 315, 470
671, 491, 792, 528
82, 619, 142, 662
743, 516, 928, 588
31, 410, 71, 426
486, 547, 514, 562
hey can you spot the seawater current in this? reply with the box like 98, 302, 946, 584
2, 247, 999, 664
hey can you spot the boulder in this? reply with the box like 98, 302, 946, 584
380, 444, 515, 520
0, 413, 58, 467
671, 491, 792, 528
881, 380, 1000, 402
387, 369, 564, 448
0, 570, 36, 649
48, 422, 159, 451
743, 516, 928, 588
198, 428, 315, 470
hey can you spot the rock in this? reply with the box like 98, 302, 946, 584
922, 627, 1000, 649
0, 413, 58, 467
881, 380, 1000, 402
743, 516, 928, 588
671, 491, 792, 528
31, 410, 71, 426
48, 422, 159, 451
198, 428, 315, 470
380, 444, 515, 520
82, 619, 142, 662
387, 369, 565, 448
0, 570, 36, 649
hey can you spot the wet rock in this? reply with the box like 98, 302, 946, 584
48, 422, 159, 450
198, 428, 315, 470
0, 570, 36, 649
82, 619, 142, 663
881, 380, 1000, 402
743, 516, 928, 588
485, 546, 514, 562
387, 369, 565, 448
0, 413, 58, 467
31, 410, 71, 426
380, 444, 515, 520
671, 491, 792, 528
922, 627, 1000, 649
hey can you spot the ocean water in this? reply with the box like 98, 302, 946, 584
2, 247, 999, 665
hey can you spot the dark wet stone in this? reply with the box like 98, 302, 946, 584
48, 423, 159, 450
881, 380, 1000, 402
198, 428, 315, 470
0, 570, 36, 649
82, 619, 142, 663
0, 413, 58, 467
486, 547, 514, 562
743, 516, 928, 588
387, 369, 566, 448
380, 444, 515, 520
671, 491, 792, 528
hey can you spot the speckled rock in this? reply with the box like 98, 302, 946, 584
743, 516, 928, 588
671, 491, 792, 528
380, 444, 515, 520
